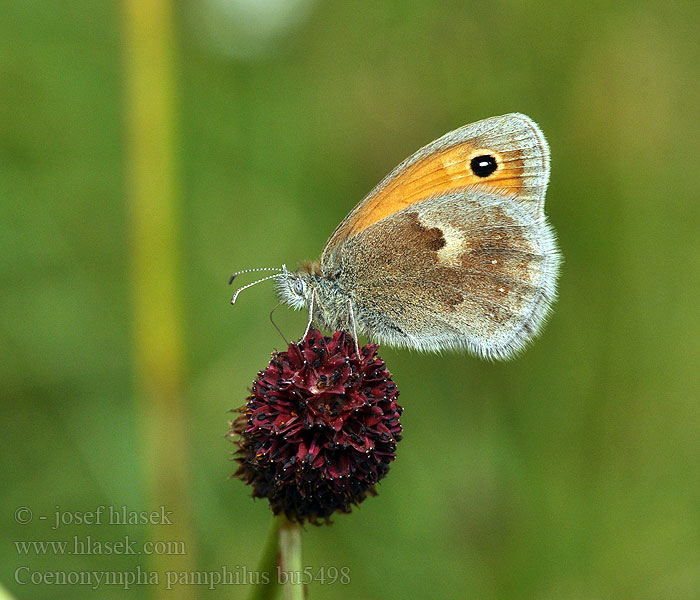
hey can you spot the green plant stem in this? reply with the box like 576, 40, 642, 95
122, 0, 195, 596
249, 516, 304, 600
278, 517, 303, 600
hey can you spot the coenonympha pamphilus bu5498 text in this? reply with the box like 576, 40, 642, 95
231, 113, 561, 359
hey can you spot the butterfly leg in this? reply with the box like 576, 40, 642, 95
347, 299, 361, 358
303, 290, 315, 339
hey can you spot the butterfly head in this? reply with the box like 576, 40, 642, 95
275, 262, 319, 311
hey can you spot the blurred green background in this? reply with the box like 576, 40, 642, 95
2, 1, 700, 598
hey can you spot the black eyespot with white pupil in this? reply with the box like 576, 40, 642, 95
470, 154, 498, 177
293, 279, 305, 295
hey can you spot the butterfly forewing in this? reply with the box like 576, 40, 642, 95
321, 113, 550, 264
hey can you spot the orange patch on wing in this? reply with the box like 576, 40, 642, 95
343, 144, 525, 239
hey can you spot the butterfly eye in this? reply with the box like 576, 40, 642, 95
470, 154, 498, 177
293, 278, 305, 296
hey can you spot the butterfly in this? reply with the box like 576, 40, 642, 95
231, 114, 561, 359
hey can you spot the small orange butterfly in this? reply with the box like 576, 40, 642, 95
232, 114, 560, 360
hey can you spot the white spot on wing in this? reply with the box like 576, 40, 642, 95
417, 214, 465, 267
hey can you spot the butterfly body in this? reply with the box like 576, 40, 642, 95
275, 113, 560, 359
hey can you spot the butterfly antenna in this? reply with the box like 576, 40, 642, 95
230, 273, 282, 305
229, 266, 284, 285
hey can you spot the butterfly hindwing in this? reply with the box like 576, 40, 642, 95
330, 189, 559, 358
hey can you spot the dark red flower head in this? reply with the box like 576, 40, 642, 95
229, 328, 403, 524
